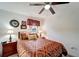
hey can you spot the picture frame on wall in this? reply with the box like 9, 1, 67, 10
10, 19, 19, 28
21, 21, 27, 29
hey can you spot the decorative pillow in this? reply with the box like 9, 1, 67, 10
28, 34, 38, 40
20, 32, 28, 40
36, 33, 41, 38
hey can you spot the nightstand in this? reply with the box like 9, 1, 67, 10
2, 41, 17, 57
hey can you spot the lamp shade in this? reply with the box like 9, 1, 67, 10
7, 29, 13, 34
7, 29, 14, 42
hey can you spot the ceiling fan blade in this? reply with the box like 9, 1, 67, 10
51, 2, 70, 5
30, 4, 45, 6
49, 7, 55, 15
44, 2, 50, 4
39, 7, 45, 14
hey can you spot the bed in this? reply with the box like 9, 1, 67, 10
17, 32, 68, 57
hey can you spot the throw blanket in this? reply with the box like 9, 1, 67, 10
17, 38, 67, 57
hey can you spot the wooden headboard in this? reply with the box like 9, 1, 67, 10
18, 32, 29, 40
18, 32, 25, 39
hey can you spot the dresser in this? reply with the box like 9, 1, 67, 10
2, 42, 17, 57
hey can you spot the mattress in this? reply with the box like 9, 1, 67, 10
17, 38, 67, 57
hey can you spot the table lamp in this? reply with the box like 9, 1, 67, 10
7, 29, 13, 42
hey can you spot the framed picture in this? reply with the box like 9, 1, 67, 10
27, 19, 40, 26
21, 21, 27, 29
10, 19, 19, 28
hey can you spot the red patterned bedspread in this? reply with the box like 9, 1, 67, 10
17, 38, 67, 57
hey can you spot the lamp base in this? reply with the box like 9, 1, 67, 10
9, 35, 12, 42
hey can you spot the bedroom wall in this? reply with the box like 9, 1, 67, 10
43, 18, 79, 57
0, 9, 26, 43
42, 4, 79, 56
0, 9, 44, 43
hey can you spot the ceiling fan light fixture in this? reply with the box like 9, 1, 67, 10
45, 5, 50, 10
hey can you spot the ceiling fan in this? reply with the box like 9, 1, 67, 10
30, 2, 70, 15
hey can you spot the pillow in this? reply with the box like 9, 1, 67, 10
36, 33, 41, 38
20, 33, 28, 40
28, 34, 38, 40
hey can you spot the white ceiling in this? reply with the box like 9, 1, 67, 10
0, 2, 79, 31
0, 2, 79, 18
0, 2, 77, 17
0, 2, 45, 17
